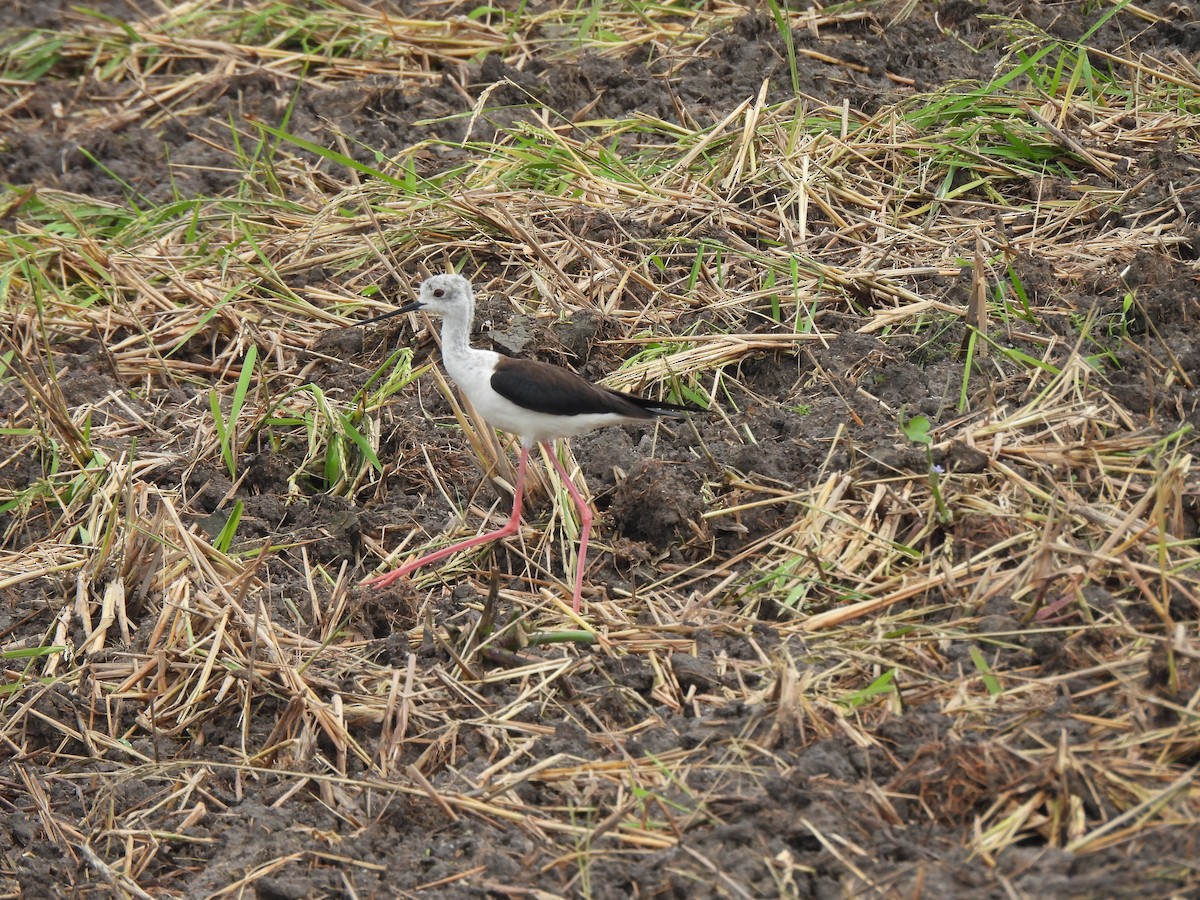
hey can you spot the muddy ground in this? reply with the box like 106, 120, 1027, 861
3, 1, 1200, 898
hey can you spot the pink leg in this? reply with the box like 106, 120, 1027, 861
542, 441, 593, 613
363, 446, 530, 589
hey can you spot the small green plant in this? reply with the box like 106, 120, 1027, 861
0, 644, 68, 698
209, 345, 258, 479
1104, 291, 1136, 340
1000, 262, 1036, 324
253, 347, 419, 496
969, 646, 1003, 696
841, 667, 899, 711
765, 0, 800, 97
213, 500, 244, 553
259, 384, 382, 494
0, 32, 66, 83
901, 414, 952, 525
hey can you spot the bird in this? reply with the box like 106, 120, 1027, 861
360, 273, 698, 613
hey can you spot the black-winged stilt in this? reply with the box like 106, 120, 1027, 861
361, 273, 697, 613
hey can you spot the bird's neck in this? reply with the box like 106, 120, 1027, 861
439, 305, 475, 360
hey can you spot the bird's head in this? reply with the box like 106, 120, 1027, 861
359, 273, 474, 327
400, 274, 474, 319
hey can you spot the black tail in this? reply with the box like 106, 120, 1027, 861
608, 388, 704, 418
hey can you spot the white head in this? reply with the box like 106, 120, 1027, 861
400, 274, 474, 319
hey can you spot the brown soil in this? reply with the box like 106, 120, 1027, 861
3, 1, 1200, 898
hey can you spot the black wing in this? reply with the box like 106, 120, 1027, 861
490, 357, 696, 419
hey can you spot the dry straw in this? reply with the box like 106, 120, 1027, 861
2, 0, 1200, 893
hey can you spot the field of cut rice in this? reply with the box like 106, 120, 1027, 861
2, 1, 1199, 896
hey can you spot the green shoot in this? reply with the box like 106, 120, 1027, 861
841, 668, 899, 711
901, 414, 951, 525
210, 345, 259, 479
969, 646, 1003, 696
